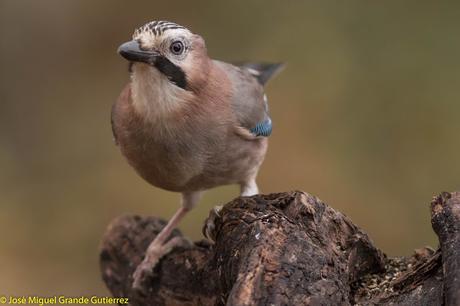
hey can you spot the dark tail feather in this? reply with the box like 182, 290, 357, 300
239, 62, 285, 86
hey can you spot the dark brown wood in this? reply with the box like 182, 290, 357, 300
431, 192, 460, 305
100, 191, 460, 305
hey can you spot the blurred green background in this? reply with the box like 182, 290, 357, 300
1, 0, 459, 296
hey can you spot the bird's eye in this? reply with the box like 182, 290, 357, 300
170, 41, 185, 55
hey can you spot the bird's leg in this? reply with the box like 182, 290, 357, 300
203, 180, 259, 243
132, 191, 202, 290
240, 179, 259, 196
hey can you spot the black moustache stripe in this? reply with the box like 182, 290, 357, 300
154, 56, 188, 90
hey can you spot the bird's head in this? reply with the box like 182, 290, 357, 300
118, 21, 209, 91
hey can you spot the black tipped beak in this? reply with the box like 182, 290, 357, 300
117, 40, 159, 64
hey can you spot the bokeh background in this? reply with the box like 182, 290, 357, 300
1, 0, 459, 297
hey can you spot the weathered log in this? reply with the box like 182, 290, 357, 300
100, 191, 460, 305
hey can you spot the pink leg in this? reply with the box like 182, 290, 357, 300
132, 191, 202, 290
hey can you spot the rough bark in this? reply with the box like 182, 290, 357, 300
100, 191, 460, 305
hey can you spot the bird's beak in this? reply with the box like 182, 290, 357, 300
117, 40, 159, 65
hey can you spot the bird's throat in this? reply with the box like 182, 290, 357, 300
130, 64, 192, 122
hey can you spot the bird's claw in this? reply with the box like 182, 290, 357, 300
132, 260, 155, 291
202, 205, 223, 243
132, 236, 191, 291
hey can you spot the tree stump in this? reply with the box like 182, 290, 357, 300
100, 191, 460, 305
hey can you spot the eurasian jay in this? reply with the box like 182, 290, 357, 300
112, 20, 283, 288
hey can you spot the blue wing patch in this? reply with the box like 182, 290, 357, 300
250, 118, 272, 137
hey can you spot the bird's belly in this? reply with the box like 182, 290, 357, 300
119, 129, 267, 192
127, 148, 199, 192
180, 137, 268, 191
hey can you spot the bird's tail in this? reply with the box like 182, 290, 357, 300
239, 62, 285, 86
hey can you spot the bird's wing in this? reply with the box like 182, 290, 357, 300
111, 83, 131, 145
215, 61, 278, 140
111, 103, 119, 146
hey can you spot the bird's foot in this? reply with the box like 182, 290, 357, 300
203, 205, 223, 243
132, 236, 190, 291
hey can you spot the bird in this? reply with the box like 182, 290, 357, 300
112, 20, 283, 289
